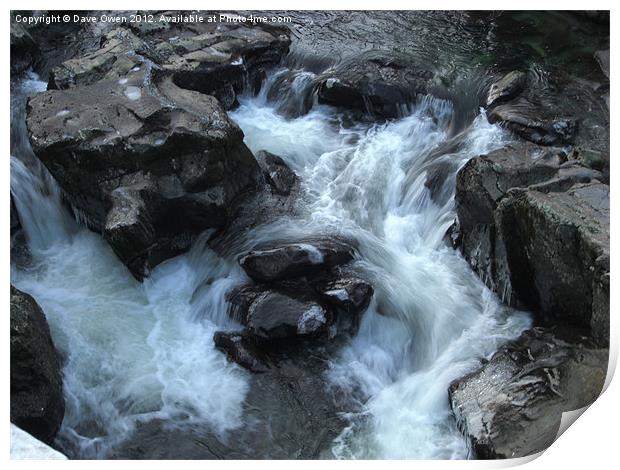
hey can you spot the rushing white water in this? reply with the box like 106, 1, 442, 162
11, 67, 531, 459
11, 74, 251, 459
230, 69, 532, 459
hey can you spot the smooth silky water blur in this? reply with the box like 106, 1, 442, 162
11, 63, 532, 458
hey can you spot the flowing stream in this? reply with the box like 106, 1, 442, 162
10, 15, 567, 457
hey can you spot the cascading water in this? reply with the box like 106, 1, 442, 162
230, 70, 532, 459
11, 63, 531, 459
11, 73, 252, 458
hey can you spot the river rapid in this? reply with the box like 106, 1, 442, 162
12, 11, 605, 459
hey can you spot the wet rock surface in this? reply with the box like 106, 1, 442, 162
10, 286, 65, 445
239, 239, 356, 283
215, 237, 373, 371
449, 327, 607, 459
488, 99, 576, 146
486, 71, 527, 107
27, 70, 260, 280
255, 150, 299, 196
454, 143, 609, 344
111, 341, 345, 459
25, 17, 291, 280
315, 51, 441, 118
228, 285, 330, 340
497, 183, 609, 343
213, 331, 269, 373
48, 21, 290, 109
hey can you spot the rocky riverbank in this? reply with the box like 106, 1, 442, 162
11, 10, 610, 460
449, 38, 610, 458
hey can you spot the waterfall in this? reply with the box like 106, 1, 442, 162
11, 66, 530, 459
10, 72, 252, 459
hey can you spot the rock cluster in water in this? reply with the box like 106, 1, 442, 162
215, 239, 373, 372
25, 20, 291, 280
449, 61, 609, 458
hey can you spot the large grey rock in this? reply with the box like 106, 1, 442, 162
449, 328, 607, 459
454, 144, 609, 344
239, 239, 355, 283
497, 183, 609, 344
49, 22, 291, 109
10, 286, 65, 445
315, 51, 440, 119
27, 69, 259, 280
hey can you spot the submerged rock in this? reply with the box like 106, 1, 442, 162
213, 331, 269, 373
449, 328, 607, 459
486, 71, 527, 107
27, 70, 260, 280
239, 239, 356, 283
10, 286, 65, 445
315, 51, 439, 119
112, 341, 345, 459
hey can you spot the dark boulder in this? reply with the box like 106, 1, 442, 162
496, 183, 609, 344
317, 276, 373, 335
10, 285, 65, 444
486, 71, 527, 107
239, 239, 356, 283
213, 331, 269, 373
10, 16, 39, 75
449, 327, 607, 459
228, 286, 330, 341
315, 51, 439, 119
27, 69, 260, 280
255, 150, 298, 196
488, 99, 577, 146
454, 142, 609, 345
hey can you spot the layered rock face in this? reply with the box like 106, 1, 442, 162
450, 66, 609, 459
10, 286, 65, 445
26, 21, 291, 280
449, 328, 607, 459
48, 23, 290, 109
454, 143, 609, 344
